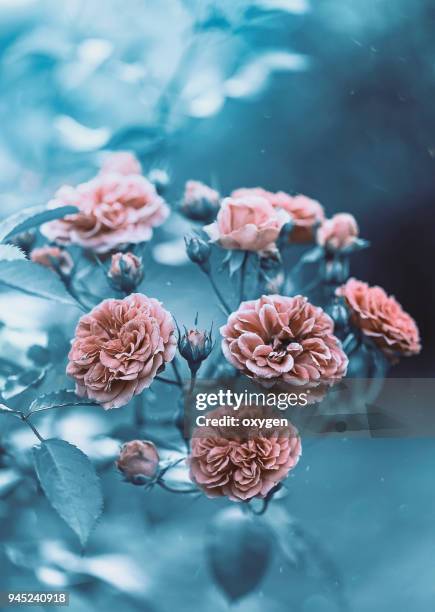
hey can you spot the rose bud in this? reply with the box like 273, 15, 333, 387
184, 235, 211, 271
108, 252, 144, 293
178, 320, 214, 375
148, 168, 170, 195
31, 246, 74, 276
180, 180, 220, 223
116, 440, 160, 485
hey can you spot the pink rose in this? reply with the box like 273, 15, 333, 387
272, 192, 325, 243
337, 278, 421, 358
100, 151, 142, 176
67, 293, 176, 409
117, 440, 159, 484
189, 405, 301, 501
231, 187, 325, 243
31, 246, 74, 275
41, 173, 169, 253
317, 213, 359, 251
220, 294, 348, 389
204, 195, 288, 252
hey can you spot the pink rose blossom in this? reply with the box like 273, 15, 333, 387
317, 213, 359, 251
117, 440, 159, 483
189, 405, 301, 501
100, 151, 142, 176
272, 192, 325, 243
337, 278, 421, 358
31, 246, 74, 275
67, 293, 176, 409
231, 187, 325, 243
41, 173, 169, 253
220, 294, 348, 389
204, 195, 288, 252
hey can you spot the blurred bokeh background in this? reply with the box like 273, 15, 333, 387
1, 1, 434, 611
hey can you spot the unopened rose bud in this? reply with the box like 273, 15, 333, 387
9, 230, 36, 256
184, 235, 211, 271
117, 440, 159, 485
325, 299, 349, 338
178, 320, 214, 375
180, 180, 220, 223
108, 252, 144, 293
31, 246, 74, 276
148, 169, 170, 195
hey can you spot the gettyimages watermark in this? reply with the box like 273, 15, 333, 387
181, 377, 435, 439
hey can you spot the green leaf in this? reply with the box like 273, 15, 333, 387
0, 205, 79, 243
300, 246, 323, 264
28, 390, 96, 415
0, 259, 81, 307
221, 250, 247, 278
0, 403, 16, 414
33, 439, 103, 547
1, 369, 46, 401
0, 244, 26, 261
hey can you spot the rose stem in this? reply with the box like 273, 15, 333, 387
2, 408, 45, 442
156, 376, 181, 387
134, 395, 146, 429
239, 252, 249, 304
201, 267, 231, 314
157, 481, 198, 494
171, 358, 183, 387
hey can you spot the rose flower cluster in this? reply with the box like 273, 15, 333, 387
29, 155, 420, 503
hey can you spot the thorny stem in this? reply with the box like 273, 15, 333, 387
201, 267, 231, 314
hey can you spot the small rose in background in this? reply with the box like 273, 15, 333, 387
337, 278, 421, 358
117, 440, 160, 485
221, 294, 348, 390
41, 168, 169, 253
272, 193, 325, 243
31, 246, 74, 276
178, 319, 214, 376
181, 180, 220, 223
100, 151, 142, 176
189, 405, 301, 501
67, 293, 176, 409
231, 187, 324, 243
108, 252, 144, 294
317, 213, 360, 252
204, 195, 288, 253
